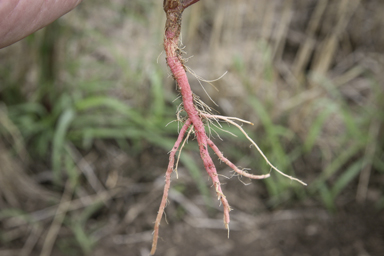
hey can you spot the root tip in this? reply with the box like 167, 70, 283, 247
225, 223, 230, 238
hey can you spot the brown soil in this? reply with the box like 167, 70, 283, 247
93, 194, 384, 256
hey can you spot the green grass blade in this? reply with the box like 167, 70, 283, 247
52, 108, 76, 184
331, 159, 363, 198
304, 105, 334, 152
75, 96, 145, 125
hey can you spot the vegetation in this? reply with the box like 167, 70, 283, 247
0, 0, 383, 255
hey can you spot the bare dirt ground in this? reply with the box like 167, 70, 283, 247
90, 147, 384, 256
92, 188, 384, 256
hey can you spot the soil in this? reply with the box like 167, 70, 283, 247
91, 156, 384, 256
92, 199, 384, 256
18, 144, 382, 256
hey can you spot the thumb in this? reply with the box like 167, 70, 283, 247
0, 0, 82, 49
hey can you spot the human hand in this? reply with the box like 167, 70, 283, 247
0, 0, 82, 49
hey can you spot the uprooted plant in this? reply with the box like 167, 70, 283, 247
151, 0, 306, 254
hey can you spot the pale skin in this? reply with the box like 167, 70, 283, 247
0, 0, 82, 49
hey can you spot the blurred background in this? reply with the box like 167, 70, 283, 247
0, 0, 383, 255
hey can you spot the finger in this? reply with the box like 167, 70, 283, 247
0, 0, 82, 48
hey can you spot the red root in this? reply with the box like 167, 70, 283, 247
151, 1, 275, 254
163, 0, 230, 225
207, 138, 271, 180
150, 119, 191, 255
